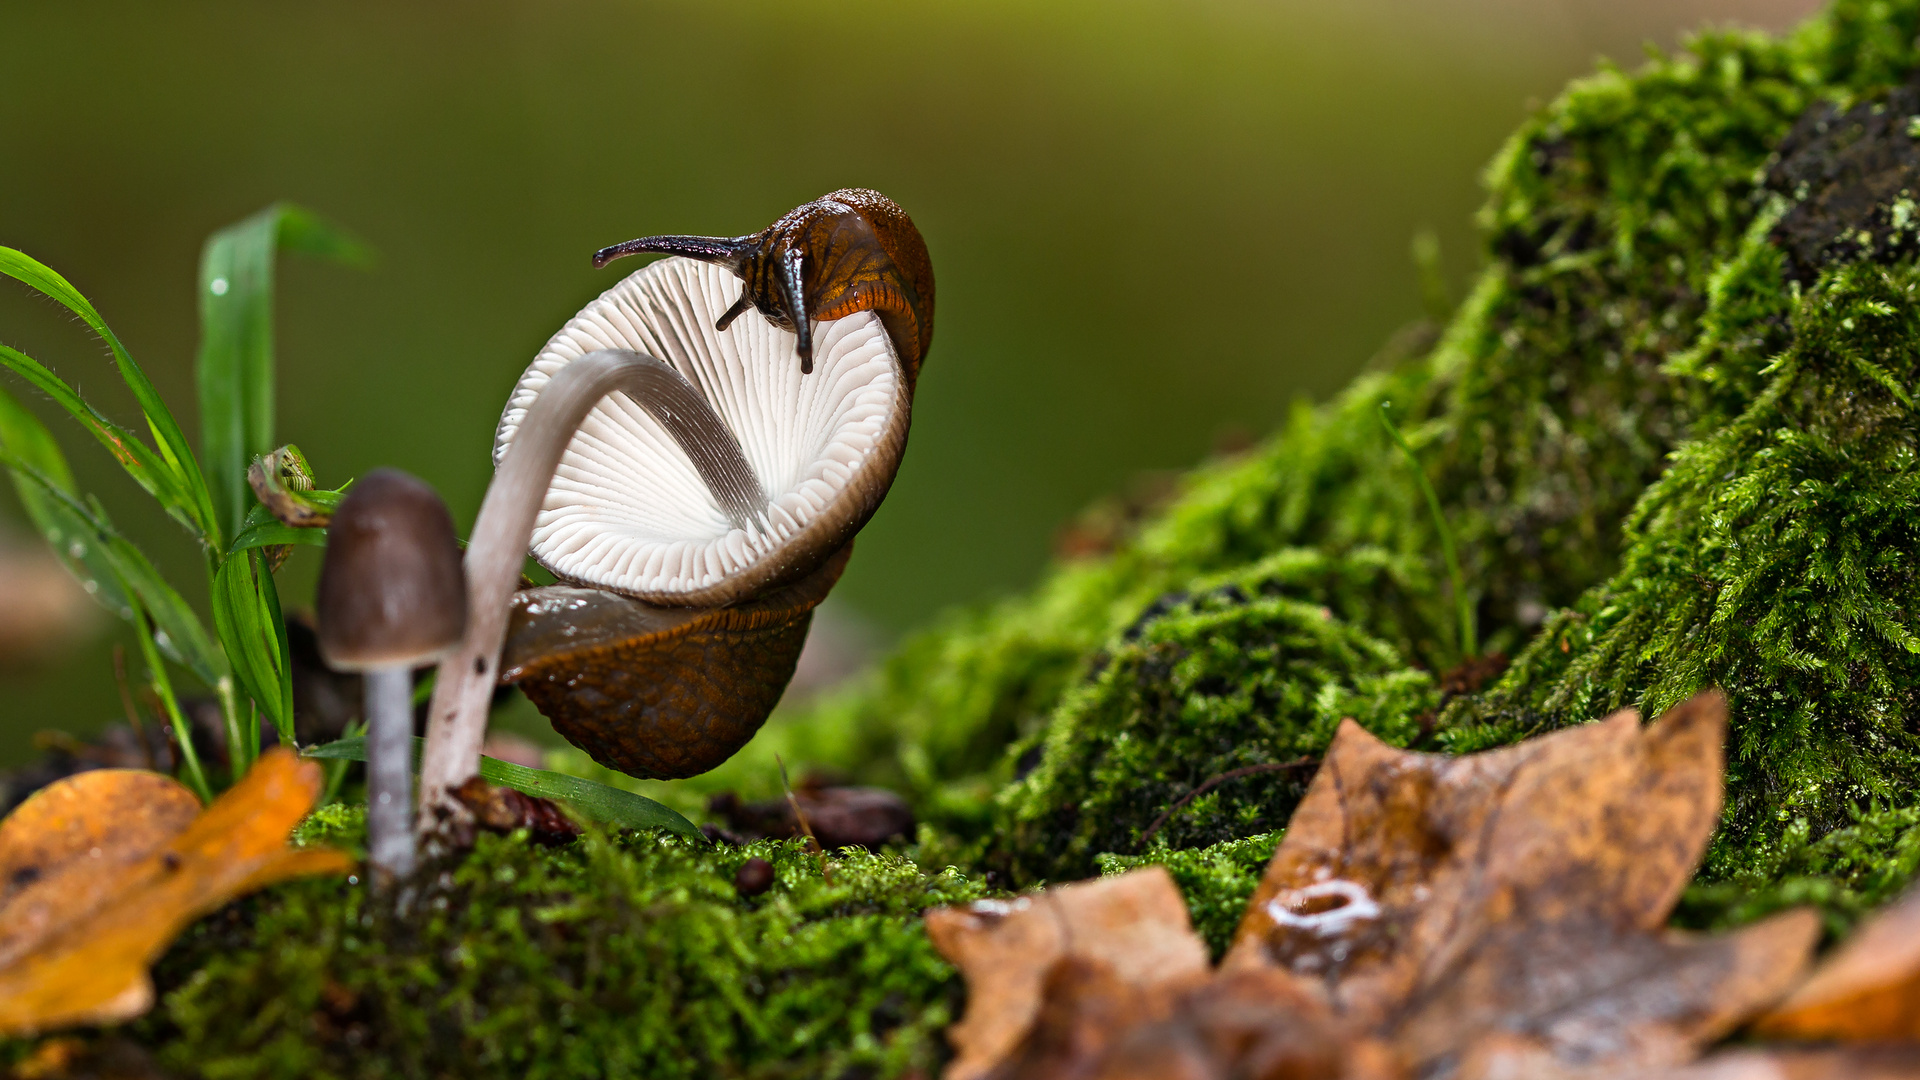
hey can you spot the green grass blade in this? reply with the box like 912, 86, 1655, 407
0, 450, 227, 686
211, 551, 294, 747
196, 205, 370, 541
257, 546, 295, 730
0, 246, 218, 544
123, 580, 212, 803
305, 736, 703, 838
0, 345, 201, 534
228, 514, 327, 554
1379, 401, 1476, 659
0, 383, 132, 616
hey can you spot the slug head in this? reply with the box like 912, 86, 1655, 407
592, 188, 934, 382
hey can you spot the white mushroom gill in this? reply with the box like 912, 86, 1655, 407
494, 257, 899, 601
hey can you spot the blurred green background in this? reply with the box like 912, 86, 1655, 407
0, 0, 1816, 764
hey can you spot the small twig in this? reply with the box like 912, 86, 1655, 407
1139, 756, 1317, 849
112, 644, 157, 771
776, 754, 832, 883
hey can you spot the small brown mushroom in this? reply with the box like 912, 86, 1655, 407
316, 469, 466, 883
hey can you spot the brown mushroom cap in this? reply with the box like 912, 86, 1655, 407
493, 258, 909, 607
316, 468, 467, 672
499, 543, 851, 779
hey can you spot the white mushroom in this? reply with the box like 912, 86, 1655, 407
418, 257, 915, 835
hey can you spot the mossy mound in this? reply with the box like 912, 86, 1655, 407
748, 0, 1920, 902
129, 808, 986, 1080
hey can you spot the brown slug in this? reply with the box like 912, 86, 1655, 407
591, 188, 934, 381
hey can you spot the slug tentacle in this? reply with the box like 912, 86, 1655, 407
715, 293, 754, 332
775, 246, 811, 373
591, 234, 754, 271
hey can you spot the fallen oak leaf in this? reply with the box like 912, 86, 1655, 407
0, 748, 353, 1036
925, 867, 1212, 1080
1222, 690, 1819, 1079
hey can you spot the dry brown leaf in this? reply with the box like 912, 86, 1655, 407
1749, 885, 1920, 1041
0, 749, 354, 1036
925, 867, 1212, 1080
1216, 690, 1817, 1078
932, 691, 1830, 1080
1623, 1046, 1920, 1080
0, 770, 202, 974
1080, 965, 1402, 1080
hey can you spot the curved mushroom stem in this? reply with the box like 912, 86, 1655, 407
417, 349, 766, 842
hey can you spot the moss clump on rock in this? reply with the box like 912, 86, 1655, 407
131, 807, 986, 1080
987, 550, 1436, 884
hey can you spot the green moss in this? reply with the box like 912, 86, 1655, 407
985, 550, 1436, 884
1098, 832, 1282, 959
133, 809, 988, 1080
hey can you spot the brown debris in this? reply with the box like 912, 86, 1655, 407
6, 1034, 168, 1080
734, 856, 776, 896
449, 777, 582, 847
1226, 691, 1816, 1076
933, 691, 1835, 1080
1436, 652, 1509, 699
0, 750, 353, 1036
1629, 1046, 1920, 1080
708, 781, 915, 850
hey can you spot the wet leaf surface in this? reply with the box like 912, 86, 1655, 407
931, 692, 1835, 1080
0, 749, 353, 1035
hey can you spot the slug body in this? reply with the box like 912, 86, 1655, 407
592, 188, 934, 381
500, 544, 851, 778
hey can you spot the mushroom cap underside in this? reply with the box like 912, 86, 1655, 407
499, 543, 850, 779
495, 257, 909, 608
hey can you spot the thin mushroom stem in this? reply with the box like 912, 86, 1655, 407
364, 664, 415, 884
417, 349, 765, 839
